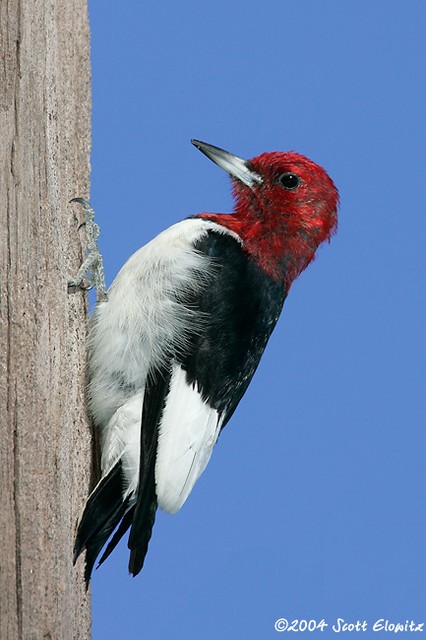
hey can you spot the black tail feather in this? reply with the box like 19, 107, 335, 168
97, 505, 135, 569
83, 496, 130, 586
74, 459, 132, 584
74, 459, 124, 562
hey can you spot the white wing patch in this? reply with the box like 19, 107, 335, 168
155, 363, 223, 514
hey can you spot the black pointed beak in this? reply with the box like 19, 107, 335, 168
191, 139, 262, 187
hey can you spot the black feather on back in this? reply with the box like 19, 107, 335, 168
182, 229, 287, 427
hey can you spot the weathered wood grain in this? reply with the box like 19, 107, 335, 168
0, 1, 92, 637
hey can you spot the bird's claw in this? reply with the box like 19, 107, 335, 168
68, 198, 108, 303
67, 280, 93, 294
67, 280, 79, 294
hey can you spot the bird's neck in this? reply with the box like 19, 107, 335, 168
197, 211, 321, 290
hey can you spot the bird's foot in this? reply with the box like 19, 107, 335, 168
68, 198, 108, 302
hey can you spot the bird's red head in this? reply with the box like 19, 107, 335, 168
192, 141, 339, 288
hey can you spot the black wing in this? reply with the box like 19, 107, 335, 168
182, 229, 287, 427
127, 365, 171, 576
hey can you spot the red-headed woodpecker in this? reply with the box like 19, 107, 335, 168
71, 140, 339, 583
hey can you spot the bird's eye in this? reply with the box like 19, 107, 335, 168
278, 172, 301, 190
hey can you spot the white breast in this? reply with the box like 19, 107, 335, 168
88, 218, 219, 431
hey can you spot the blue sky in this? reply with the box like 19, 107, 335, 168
87, 2, 425, 638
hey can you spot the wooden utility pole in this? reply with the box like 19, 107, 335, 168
0, 0, 93, 638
